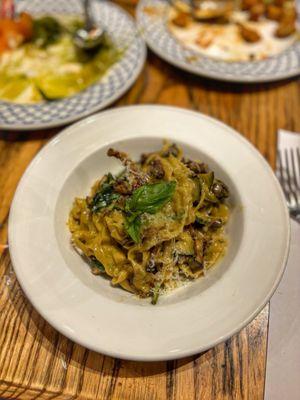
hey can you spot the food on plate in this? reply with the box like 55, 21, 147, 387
0, 12, 121, 103
168, 0, 298, 61
68, 142, 230, 304
249, 4, 266, 21
238, 22, 261, 42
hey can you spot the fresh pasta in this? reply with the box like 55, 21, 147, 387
68, 142, 230, 304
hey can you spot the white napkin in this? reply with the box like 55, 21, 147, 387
264, 130, 300, 400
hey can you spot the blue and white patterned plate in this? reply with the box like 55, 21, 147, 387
0, 0, 146, 130
137, 0, 300, 83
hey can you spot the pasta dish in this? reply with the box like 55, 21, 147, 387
68, 142, 230, 304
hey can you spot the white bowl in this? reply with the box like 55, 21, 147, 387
8, 105, 290, 361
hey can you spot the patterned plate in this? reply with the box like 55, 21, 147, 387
137, 0, 300, 83
0, 0, 146, 130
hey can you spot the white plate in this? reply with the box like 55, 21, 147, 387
137, 0, 300, 83
0, 0, 146, 130
8, 105, 290, 361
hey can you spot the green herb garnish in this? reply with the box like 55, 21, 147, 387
91, 191, 120, 212
33, 16, 62, 48
90, 173, 119, 212
124, 214, 142, 244
126, 181, 176, 214
151, 284, 160, 305
125, 181, 176, 243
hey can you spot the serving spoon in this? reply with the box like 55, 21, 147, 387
74, 0, 105, 50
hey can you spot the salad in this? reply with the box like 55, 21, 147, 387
0, 12, 121, 103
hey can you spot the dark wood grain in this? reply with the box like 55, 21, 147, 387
0, 1, 299, 398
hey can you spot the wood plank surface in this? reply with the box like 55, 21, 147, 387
0, 1, 299, 399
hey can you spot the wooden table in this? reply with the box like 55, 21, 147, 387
0, 1, 299, 399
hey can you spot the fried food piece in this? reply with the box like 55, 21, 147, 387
241, 0, 260, 11
281, 7, 297, 23
249, 3, 265, 21
193, 5, 232, 21
171, 12, 191, 28
275, 20, 296, 37
195, 30, 214, 48
266, 5, 282, 21
274, 3, 297, 37
238, 23, 261, 43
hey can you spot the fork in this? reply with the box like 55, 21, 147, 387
276, 147, 300, 222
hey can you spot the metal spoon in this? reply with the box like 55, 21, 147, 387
74, 0, 105, 50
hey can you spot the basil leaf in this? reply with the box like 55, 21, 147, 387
90, 256, 105, 272
126, 181, 176, 214
124, 181, 176, 243
124, 214, 141, 244
90, 173, 119, 212
100, 173, 115, 191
